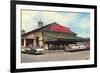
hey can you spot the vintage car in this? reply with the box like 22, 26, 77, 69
64, 44, 79, 52
77, 44, 86, 51
21, 48, 26, 53
25, 47, 45, 55
64, 43, 87, 52
84, 43, 90, 50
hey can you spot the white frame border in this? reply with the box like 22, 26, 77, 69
16, 4, 94, 69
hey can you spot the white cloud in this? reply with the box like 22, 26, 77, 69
42, 12, 79, 27
22, 11, 38, 32
78, 17, 90, 29
21, 10, 90, 35
77, 32, 90, 38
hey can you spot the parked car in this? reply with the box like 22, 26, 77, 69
69, 44, 79, 50
83, 42, 90, 50
21, 48, 26, 53
85, 44, 90, 49
64, 46, 69, 52
64, 43, 88, 52
26, 47, 45, 55
64, 44, 79, 52
78, 44, 86, 50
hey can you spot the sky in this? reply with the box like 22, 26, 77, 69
21, 10, 90, 38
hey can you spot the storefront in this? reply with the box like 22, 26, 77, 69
21, 22, 90, 50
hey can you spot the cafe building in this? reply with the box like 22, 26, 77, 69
21, 21, 89, 50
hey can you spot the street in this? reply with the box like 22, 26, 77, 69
21, 50, 90, 63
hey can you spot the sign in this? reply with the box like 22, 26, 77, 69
51, 25, 70, 33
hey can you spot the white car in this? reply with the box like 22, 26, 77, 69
69, 44, 79, 50
64, 44, 79, 52
21, 48, 30, 53
21, 48, 26, 53
78, 44, 86, 50
35, 48, 45, 54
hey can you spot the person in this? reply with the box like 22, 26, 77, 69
29, 44, 33, 50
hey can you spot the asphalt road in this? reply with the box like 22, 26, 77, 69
21, 50, 90, 63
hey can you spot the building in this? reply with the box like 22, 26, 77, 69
21, 21, 89, 50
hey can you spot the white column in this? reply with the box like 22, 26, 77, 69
34, 39, 36, 46
24, 39, 26, 47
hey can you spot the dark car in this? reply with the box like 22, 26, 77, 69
26, 47, 45, 55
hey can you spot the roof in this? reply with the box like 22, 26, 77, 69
43, 31, 90, 42
43, 32, 82, 42
22, 22, 77, 36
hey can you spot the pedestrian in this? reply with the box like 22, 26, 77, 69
29, 44, 33, 50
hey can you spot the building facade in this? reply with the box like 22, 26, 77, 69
21, 22, 89, 50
